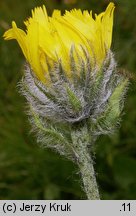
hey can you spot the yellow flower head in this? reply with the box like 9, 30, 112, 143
4, 3, 115, 84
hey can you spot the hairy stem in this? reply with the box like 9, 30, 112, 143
77, 148, 100, 200
71, 126, 100, 200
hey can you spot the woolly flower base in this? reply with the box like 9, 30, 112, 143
20, 50, 128, 150
19, 49, 128, 199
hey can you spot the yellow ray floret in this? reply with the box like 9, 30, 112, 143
3, 2, 115, 84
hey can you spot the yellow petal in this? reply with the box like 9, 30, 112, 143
101, 2, 115, 49
26, 20, 48, 82
4, 21, 28, 60
32, 5, 48, 23
52, 10, 61, 18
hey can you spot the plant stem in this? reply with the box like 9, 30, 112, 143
77, 148, 100, 200
71, 125, 100, 200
